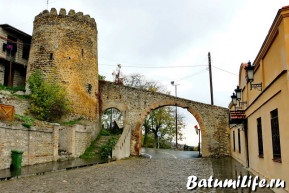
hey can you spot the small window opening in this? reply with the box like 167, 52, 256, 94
87, 83, 92, 94
50, 53, 54, 60
81, 49, 84, 57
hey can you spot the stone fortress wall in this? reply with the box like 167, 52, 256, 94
26, 8, 99, 119
0, 8, 101, 170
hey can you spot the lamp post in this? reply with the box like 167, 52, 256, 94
194, 125, 201, 157
245, 61, 262, 91
234, 85, 247, 106
231, 92, 237, 107
234, 86, 242, 101
171, 81, 179, 149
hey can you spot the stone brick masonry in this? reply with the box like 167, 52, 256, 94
99, 81, 230, 158
26, 8, 99, 119
0, 91, 99, 170
0, 121, 99, 170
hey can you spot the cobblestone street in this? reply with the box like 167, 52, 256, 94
0, 157, 274, 193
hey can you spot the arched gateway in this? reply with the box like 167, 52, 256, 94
26, 8, 230, 159
99, 81, 230, 158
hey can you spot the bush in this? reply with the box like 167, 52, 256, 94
100, 137, 117, 161
99, 129, 111, 136
28, 70, 70, 122
15, 114, 35, 128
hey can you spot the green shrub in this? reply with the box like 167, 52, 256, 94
28, 70, 70, 122
100, 137, 117, 161
99, 129, 111, 136
15, 114, 35, 128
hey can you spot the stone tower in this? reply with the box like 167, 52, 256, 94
26, 8, 99, 119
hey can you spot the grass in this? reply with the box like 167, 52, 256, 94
14, 114, 35, 128
0, 84, 25, 93
79, 138, 98, 160
0, 84, 30, 100
61, 117, 83, 126
80, 129, 121, 160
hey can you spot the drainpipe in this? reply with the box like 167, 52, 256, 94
244, 120, 250, 168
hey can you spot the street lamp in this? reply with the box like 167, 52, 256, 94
245, 61, 262, 91
194, 125, 201, 157
231, 92, 237, 107
171, 81, 179, 149
234, 86, 242, 101
234, 85, 247, 106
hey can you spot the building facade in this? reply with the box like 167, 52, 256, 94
229, 6, 289, 193
0, 24, 31, 87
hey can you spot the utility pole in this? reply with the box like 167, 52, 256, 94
171, 81, 179, 149
208, 52, 214, 105
175, 86, 178, 149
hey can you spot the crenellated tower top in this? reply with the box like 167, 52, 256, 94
34, 8, 96, 28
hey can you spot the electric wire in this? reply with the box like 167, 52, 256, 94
176, 68, 207, 82
0, 37, 238, 76
212, 66, 238, 76
99, 63, 207, 68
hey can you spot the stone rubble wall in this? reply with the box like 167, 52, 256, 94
0, 122, 99, 170
59, 124, 99, 157
26, 8, 99, 119
0, 90, 30, 116
0, 122, 58, 170
0, 65, 5, 85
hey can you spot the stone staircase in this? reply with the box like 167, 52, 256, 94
57, 129, 122, 161
93, 135, 113, 156
79, 132, 122, 160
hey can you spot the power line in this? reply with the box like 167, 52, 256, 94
99, 63, 207, 69
212, 66, 238, 76
0, 34, 239, 76
176, 69, 207, 82
100, 63, 238, 76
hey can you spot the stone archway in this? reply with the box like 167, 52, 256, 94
132, 101, 206, 156
99, 81, 230, 158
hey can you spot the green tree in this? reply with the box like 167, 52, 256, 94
142, 106, 185, 148
98, 74, 106, 80
124, 73, 185, 148
28, 70, 70, 121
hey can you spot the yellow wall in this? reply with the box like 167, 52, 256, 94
230, 126, 247, 167
247, 75, 289, 189
230, 6, 289, 193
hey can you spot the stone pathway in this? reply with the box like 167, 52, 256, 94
0, 157, 275, 193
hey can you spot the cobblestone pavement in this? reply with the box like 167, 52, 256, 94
0, 157, 274, 193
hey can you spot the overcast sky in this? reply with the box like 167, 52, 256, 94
1, 0, 288, 145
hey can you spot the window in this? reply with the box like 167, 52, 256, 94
233, 131, 235, 152
22, 44, 30, 60
271, 109, 281, 161
238, 129, 241, 153
50, 53, 54, 60
7, 35, 17, 56
257, 118, 264, 157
